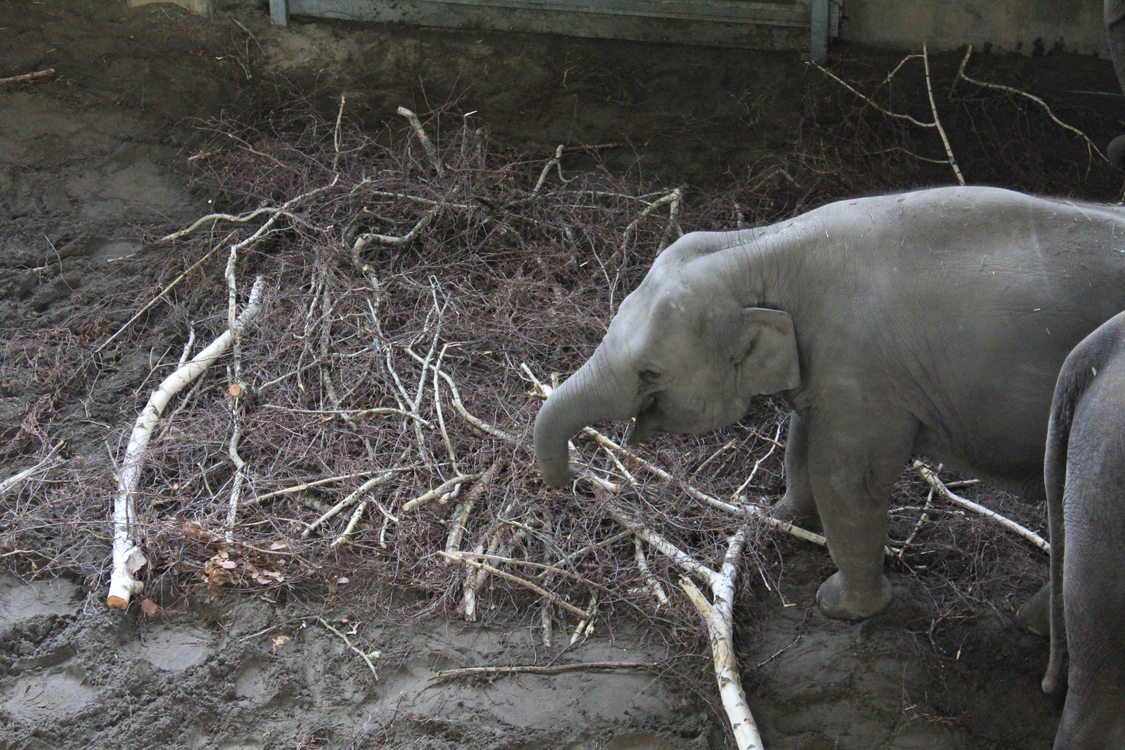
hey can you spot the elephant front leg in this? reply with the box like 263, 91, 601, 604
807, 409, 917, 620
768, 411, 820, 525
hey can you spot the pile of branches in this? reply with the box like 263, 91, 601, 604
2, 52, 1098, 744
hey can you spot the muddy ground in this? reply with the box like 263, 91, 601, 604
2, 2, 1124, 749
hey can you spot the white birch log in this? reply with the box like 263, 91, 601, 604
107, 277, 266, 608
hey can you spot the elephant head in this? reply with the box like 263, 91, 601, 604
533, 265, 801, 487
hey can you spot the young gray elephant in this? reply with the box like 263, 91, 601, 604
533, 185, 1125, 621
1040, 310, 1125, 749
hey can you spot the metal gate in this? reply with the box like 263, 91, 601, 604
267, 0, 836, 59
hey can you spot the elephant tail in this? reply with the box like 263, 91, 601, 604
1041, 369, 1078, 695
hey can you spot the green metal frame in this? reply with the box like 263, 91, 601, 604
268, 0, 832, 58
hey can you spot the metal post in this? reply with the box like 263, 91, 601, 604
269, 0, 289, 26
810, 0, 829, 63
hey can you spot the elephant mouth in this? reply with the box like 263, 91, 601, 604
631, 394, 661, 443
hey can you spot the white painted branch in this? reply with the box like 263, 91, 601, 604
912, 460, 1049, 554
610, 501, 764, 750
302, 469, 403, 537
681, 560, 764, 750
0, 441, 63, 496
442, 551, 592, 620
396, 105, 445, 176
401, 473, 481, 512
107, 277, 266, 609
634, 535, 669, 606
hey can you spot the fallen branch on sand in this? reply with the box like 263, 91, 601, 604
107, 277, 266, 609
604, 499, 764, 750
912, 460, 1049, 554
318, 617, 381, 681
0, 68, 56, 86
430, 660, 658, 682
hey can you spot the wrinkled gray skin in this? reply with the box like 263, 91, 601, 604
1040, 311, 1125, 750
534, 186, 1125, 621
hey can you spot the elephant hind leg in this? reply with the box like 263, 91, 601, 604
768, 410, 821, 527
1106, 19, 1125, 169
1016, 580, 1051, 640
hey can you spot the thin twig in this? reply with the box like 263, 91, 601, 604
921, 44, 965, 185
430, 661, 658, 682
445, 457, 507, 553
409, 349, 518, 442
95, 232, 233, 354
396, 106, 445, 177
0, 441, 64, 496
245, 472, 378, 506
955, 44, 1108, 166
446, 550, 598, 589
317, 617, 380, 680
0, 68, 56, 85
402, 473, 482, 512
302, 469, 404, 537
441, 551, 593, 620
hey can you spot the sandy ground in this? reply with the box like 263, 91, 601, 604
2, 2, 1123, 748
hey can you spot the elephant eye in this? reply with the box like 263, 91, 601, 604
639, 369, 661, 383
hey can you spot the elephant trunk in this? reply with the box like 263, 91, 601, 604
534, 352, 635, 487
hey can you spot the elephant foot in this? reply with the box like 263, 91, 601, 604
816, 572, 893, 621
767, 490, 821, 530
1016, 582, 1051, 637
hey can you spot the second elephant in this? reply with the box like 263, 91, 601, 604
1040, 310, 1125, 750
534, 185, 1125, 621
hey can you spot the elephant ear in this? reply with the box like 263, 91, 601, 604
732, 307, 801, 396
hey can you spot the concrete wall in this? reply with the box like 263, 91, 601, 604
839, 0, 1108, 56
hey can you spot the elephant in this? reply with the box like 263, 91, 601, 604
1039, 310, 1125, 750
533, 185, 1125, 621
1106, 0, 1125, 166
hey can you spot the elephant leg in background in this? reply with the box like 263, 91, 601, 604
1106, 14, 1125, 166
807, 405, 918, 620
1014, 478, 1051, 636
769, 411, 820, 525
1016, 580, 1052, 637
1111, 20, 1125, 88
1054, 508, 1125, 749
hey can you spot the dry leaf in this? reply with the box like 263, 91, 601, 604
182, 520, 213, 541
140, 598, 160, 617
271, 635, 292, 653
